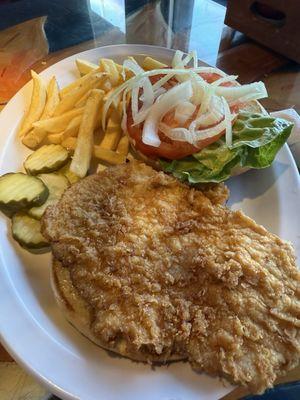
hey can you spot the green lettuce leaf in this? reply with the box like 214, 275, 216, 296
160, 112, 293, 183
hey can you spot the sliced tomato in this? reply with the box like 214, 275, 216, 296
126, 72, 236, 160
198, 72, 221, 83
127, 107, 224, 160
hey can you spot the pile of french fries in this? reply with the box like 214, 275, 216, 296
18, 57, 137, 178
18, 55, 169, 180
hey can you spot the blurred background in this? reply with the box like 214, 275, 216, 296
0, 0, 299, 112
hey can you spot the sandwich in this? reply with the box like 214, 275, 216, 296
102, 51, 293, 183
41, 161, 300, 394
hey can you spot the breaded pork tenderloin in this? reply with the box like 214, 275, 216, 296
42, 161, 300, 394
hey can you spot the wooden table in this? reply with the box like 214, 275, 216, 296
0, 1, 300, 398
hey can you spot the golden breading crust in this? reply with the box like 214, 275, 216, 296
42, 161, 300, 394
196, 182, 229, 206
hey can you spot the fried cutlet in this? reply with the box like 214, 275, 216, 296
197, 181, 229, 206
41, 161, 300, 394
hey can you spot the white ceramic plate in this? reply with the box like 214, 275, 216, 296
0, 44, 299, 400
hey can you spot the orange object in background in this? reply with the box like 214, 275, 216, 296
0, 17, 49, 104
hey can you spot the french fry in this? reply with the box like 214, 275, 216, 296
41, 76, 60, 119
61, 136, 77, 151
100, 109, 122, 150
19, 70, 47, 138
100, 58, 123, 73
50, 115, 81, 147
47, 132, 64, 144
75, 87, 104, 108
62, 115, 82, 139
61, 138, 126, 165
100, 58, 120, 86
99, 58, 133, 86
59, 162, 81, 184
76, 59, 98, 76
75, 89, 92, 108
33, 107, 84, 133
48, 115, 82, 144
60, 67, 102, 98
96, 164, 107, 173
54, 74, 105, 116
103, 89, 125, 112
22, 127, 47, 149
22, 76, 60, 149
142, 56, 167, 70
93, 145, 126, 164
116, 135, 129, 156
70, 89, 103, 178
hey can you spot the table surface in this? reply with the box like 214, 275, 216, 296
0, 1, 299, 399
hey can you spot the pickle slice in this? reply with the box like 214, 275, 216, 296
0, 172, 49, 216
24, 144, 70, 175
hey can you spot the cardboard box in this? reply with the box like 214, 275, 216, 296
225, 0, 300, 63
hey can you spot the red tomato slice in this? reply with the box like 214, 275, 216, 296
126, 72, 237, 160
127, 107, 224, 160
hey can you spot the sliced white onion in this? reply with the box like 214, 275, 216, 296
152, 73, 175, 91
140, 87, 166, 101
174, 101, 196, 124
229, 92, 266, 106
172, 50, 184, 68
131, 86, 152, 125
159, 94, 235, 147
189, 71, 206, 105
191, 95, 224, 130
211, 75, 238, 87
102, 68, 204, 129
121, 88, 130, 133
123, 59, 155, 126
167, 116, 236, 146
123, 59, 145, 75
102, 78, 134, 130
104, 67, 229, 128
192, 50, 198, 68
215, 81, 267, 102
172, 50, 198, 69
192, 122, 226, 142
103, 66, 267, 134
159, 124, 195, 144
195, 112, 223, 129
198, 84, 213, 115
142, 81, 193, 147
132, 87, 166, 126
222, 96, 233, 147
158, 121, 172, 136
131, 86, 139, 121
172, 51, 199, 83
154, 87, 166, 98
132, 108, 152, 126
180, 52, 193, 68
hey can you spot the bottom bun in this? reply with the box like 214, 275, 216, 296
230, 166, 251, 177
51, 258, 186, 363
